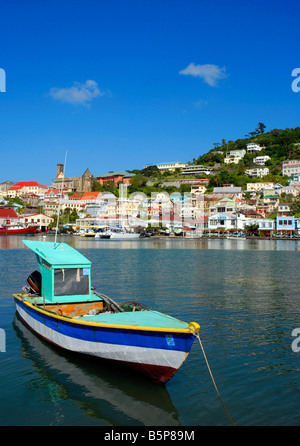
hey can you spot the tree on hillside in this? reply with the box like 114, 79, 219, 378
245, 122, 266, 138
141, 165, 160, 177
256, 122, 266, 135
129, 174, 148, 192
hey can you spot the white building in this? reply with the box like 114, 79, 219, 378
19, 213, 54, 232
224, 155, 244, 164
277, 186, 299, 197
213, 186, 243, 198
6, 181, 49, 198
224, 149, 246, 164
253, 155, 271, 165
246, 143, 263, 153
282, 160, 300, 176
180, 165, 212, 175
245, 168, 269, 178
144, 162, 186, 172
246, 182, 274, 192
208, 212, 275, 233
244, 218, 275, 232
208, 212, 246, 231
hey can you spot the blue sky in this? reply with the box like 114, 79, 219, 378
0, 0, 300, 186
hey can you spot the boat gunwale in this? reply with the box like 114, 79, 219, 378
13, 293, 196, 334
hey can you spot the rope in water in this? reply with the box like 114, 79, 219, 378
194, 332, 236, 426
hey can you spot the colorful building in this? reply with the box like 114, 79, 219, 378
95, 172, 134, 186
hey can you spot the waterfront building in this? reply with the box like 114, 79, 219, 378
208, 212, 246, 231
19, 213, 54, 232
0, 208, 19, 226
244, 218, 275, 234
276, 216, 296, 235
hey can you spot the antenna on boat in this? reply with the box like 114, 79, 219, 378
54, 150, 68, 247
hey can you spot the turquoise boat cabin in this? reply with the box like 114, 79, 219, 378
23, 240, 94, 305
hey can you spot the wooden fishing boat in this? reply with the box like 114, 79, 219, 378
13, 240, 199, 383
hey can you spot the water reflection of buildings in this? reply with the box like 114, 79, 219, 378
13, 315, 179, 426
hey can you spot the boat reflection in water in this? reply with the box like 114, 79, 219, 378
13, 315, 179, 426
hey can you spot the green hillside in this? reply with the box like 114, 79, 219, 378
92, 124, 300, 196
193, 124, 300, 190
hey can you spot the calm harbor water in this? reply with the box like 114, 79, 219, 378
0, 235, 300, 426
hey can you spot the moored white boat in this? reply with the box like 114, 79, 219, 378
95, 228, 140, 240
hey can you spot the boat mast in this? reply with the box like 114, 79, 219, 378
54, 150, 68, 246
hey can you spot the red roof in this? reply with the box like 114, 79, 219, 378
46, 188, 60, 194
0, 209, 18, 218
8, 181, 48, 191
81, 192, 102, 200
69, 193, 82, 200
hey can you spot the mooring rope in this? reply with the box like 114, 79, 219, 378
194, 332, 236, 426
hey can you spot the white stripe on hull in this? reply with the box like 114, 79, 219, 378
16, 304, 187, 370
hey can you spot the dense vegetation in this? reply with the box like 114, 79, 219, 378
91, 124, 300, 197
194, 124, 300, 190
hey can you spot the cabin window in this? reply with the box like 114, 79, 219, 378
54, 268, 89, 296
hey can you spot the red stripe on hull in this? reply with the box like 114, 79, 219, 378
0, 226, 38, 235
122, 361, 178, 384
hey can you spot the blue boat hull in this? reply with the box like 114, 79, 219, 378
14, 296, 197, 383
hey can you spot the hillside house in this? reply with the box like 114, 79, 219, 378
277, 203, 292, 216
282, 160, 300, 177
245, 168, 269, 178
246, 143, 263, 153
253, 156, 271, 165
